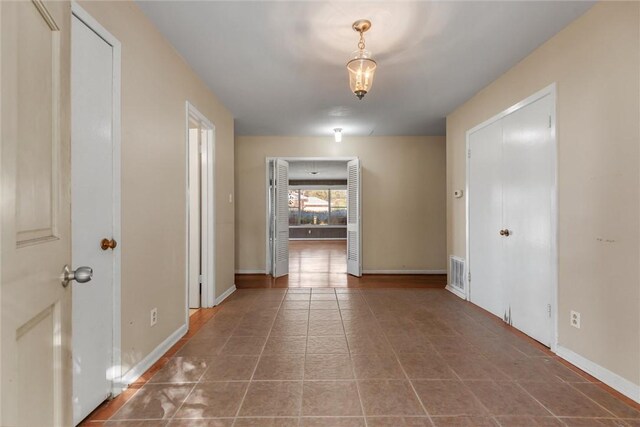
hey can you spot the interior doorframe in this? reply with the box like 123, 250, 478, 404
70, 1, 123, 395
464, 83, 558, 351
185, 101, 216, 320
264, 156, 358, 275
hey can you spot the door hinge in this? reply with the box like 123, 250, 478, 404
198, 274, 204, 284
547, 303, 552, 318
467, 149, 471, 159
548, 115, 552, 129
468, 271, 471, 282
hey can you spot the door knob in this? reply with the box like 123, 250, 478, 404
499, 229, 511, 237
61, 265, 93, 288
100, 238, 117, 251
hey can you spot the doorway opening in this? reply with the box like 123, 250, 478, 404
266, 157, 361, 285
186, 102, 215, 316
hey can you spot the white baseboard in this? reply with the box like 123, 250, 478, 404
555, 345, 640, 403
115, 323, 188, 392
215, 285, 236, 305
445, 284, 467, 299
363, 269, 447, 275
289, 238, 347, 241
235, 269, 267, 274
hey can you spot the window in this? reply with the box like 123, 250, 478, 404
288, 189, 300, 225
330, 189, 347, 225
288, 188, 347, 226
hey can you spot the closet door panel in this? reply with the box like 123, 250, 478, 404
469, 120, 505, 318
502, 95, 553, 346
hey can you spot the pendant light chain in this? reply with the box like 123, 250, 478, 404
358, 32, 366, 50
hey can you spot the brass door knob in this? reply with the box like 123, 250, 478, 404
499, 229, 510, 237
100, 238, 117, 250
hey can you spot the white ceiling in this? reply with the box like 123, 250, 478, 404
288, 160, 348, 181
137, 1, 594, 136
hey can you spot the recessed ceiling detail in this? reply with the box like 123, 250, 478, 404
136, 1, 595, 136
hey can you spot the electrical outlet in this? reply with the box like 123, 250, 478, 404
570, 310, 581, 329
150, 308, 158, 327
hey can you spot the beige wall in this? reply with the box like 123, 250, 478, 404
447, 2, 640, 387
235, 136, 446, 273
78, 1, 235, 372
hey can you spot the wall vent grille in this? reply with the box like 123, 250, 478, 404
449, 256, 465, 293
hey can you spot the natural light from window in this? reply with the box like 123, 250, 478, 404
288, 189, 347, 226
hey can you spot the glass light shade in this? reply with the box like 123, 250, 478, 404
347, 49, 377, 100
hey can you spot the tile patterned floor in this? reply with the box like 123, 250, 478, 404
93, 288, 640, 426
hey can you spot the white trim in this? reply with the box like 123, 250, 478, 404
214, 285, 236, 306
289, 238, 347, 241
465, 83, 558, 351
289, 225, 347, 229
235, 269, 267, 274
115, 324, 188, 391
70, 1, 123, 398
445, 285, 466, 299
265, 159, 274, 275
556, 345, 640, 403
185, 102, 216, 324
362, 270, 447, 275
289, 185, 348, 190
273, 156, 359, 162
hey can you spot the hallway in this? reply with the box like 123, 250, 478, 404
86, 288, 640, 426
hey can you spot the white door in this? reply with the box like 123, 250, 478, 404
502, 95, 553, 346
347, 159, 362, 277
1, 1, 74, 425
188, 119, 202, 308
186, 104, 214, 308
267, 160, 276, 275
468, 120, 505, 318
273, 159, 289, 278
71, 14, 116, 425
468, 90, 554, 347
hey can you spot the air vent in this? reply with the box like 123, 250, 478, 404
449, 256, 465, 295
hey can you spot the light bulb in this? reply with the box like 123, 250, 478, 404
334, 128, 343, 142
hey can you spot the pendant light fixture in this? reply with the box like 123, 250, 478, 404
347, 19, 377, 100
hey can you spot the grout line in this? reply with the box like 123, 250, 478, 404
512, 381, 565, 418
232, 290, 287, 422
370, 293, 435, 426
300, 288, 312, 420
563, 380, 623, 419
166, 382, 199, 422
339, 288, 368, 427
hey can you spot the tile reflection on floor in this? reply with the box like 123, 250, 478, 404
97, 288, 640, 426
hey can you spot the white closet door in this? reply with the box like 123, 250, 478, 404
469, 120, 505, 318
274, 159, 289, 278
72, 14, 115, 424
502, 95, 553, 346
347, 159, 362, 277
187, 123, 201, 308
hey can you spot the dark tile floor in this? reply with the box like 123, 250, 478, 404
98, 288, 640, 426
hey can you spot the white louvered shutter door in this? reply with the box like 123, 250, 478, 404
347, 159, 362, 276
274, 159, 290, 277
